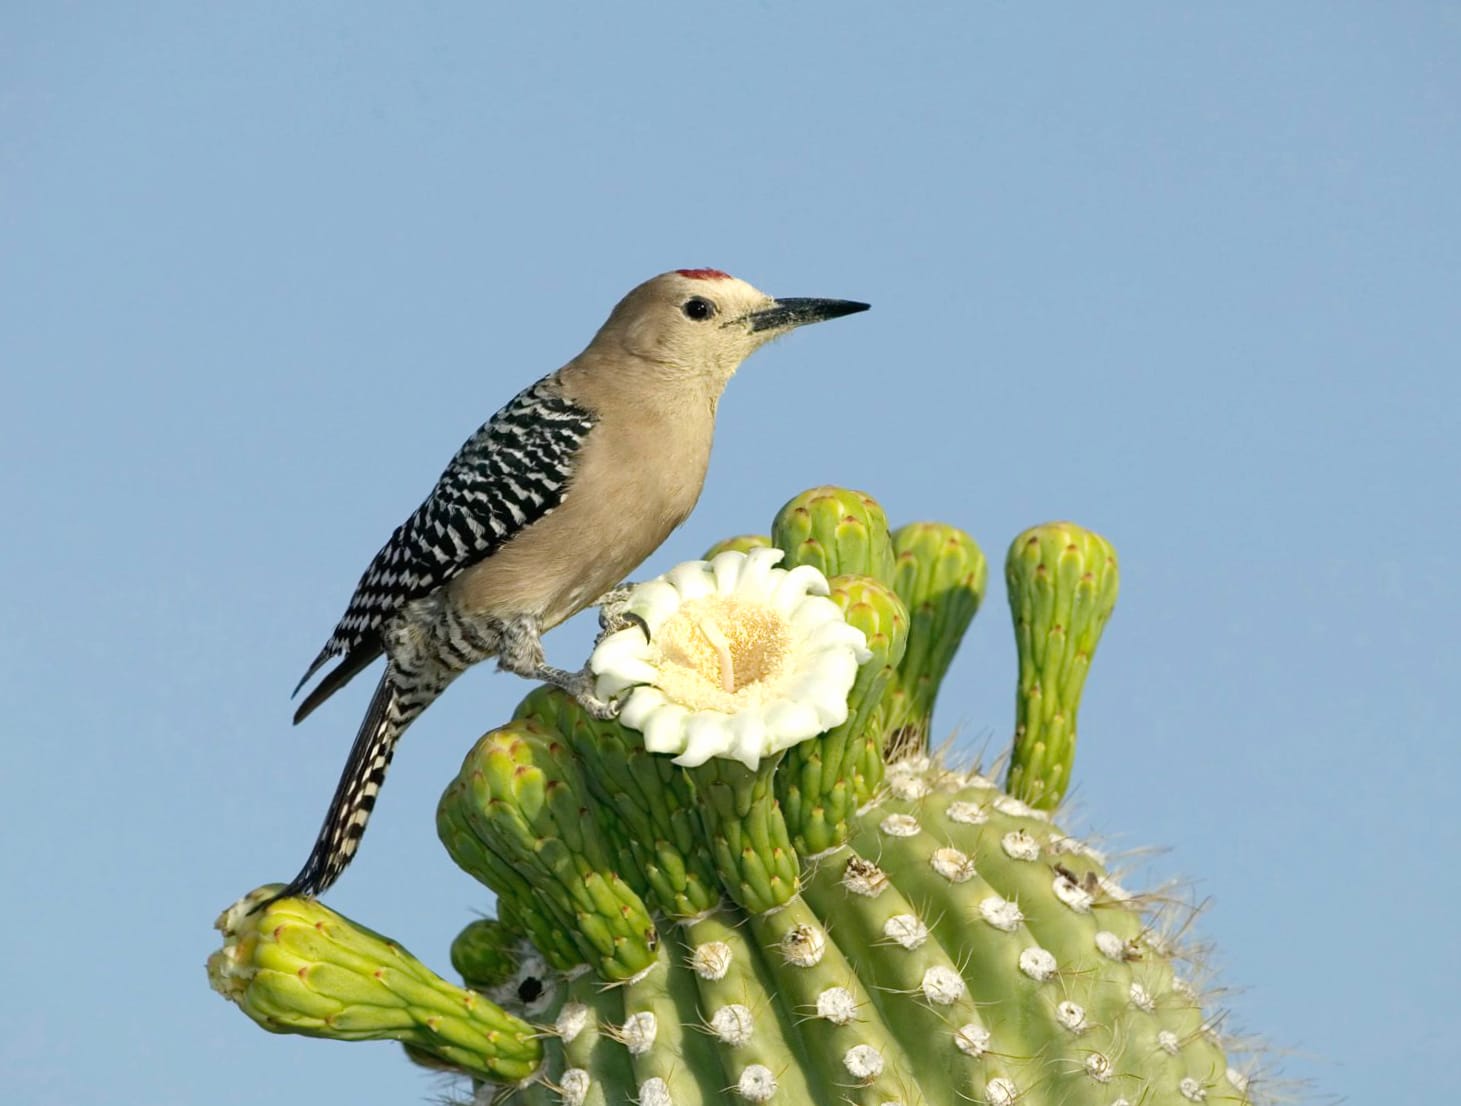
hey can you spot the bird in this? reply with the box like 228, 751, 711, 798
274, 269, 870, 901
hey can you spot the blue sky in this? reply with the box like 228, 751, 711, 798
3, 4, 1457, 1103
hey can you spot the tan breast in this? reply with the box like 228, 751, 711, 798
446, 388, 716, 630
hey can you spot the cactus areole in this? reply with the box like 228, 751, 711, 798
210, 486, 1261, 1105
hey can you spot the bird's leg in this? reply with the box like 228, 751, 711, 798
496, 613, 620, 720
594, 584, 651, 645
595, 584, 635, 631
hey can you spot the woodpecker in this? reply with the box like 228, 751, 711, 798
277, 269, 869, 901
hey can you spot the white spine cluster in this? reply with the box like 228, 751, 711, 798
816, 986, 858, 1025
921, 965, 967, 1005
954, 1023, 992, 1057
887, 772, 931, 800
841, 857, 890, 897
980, 895, 1024, 932
1178, 1077, 1207, 1102
843, 1043, 885, 1080
930, 846, 977, 883
1018, 946, 1057, 981
1000, 830, 1041, 861
555, 1002, 590, 1043
1094, 930, 1129, 961
710, 1004, 755, 1046
1055, 1000, 1087, 1033
883, 913, 929, 950
690, 940, 734, 980
736, 1064, 778, 1102
1051, 872, 1094, 912
992, 795, 1041, 819
985, 1077, 1019, 1105
620, 1011, 657, 1055
638, 1077, 673, 1106
880, 813, 922, 838
946, 800, 989, 824
780, 923, 826, 967
559, 1068, 591, 1106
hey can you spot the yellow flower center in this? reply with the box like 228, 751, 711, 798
651, 597, 790, 711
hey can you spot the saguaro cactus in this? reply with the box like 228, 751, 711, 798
211, 486, 1260, 1106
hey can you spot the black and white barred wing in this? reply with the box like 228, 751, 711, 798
291, 375, 595, 718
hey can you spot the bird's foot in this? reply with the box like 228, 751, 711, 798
496, 614, 622, 719
554, 665, 621, 720
529, 660, 621, 721
594, 584, 650, 645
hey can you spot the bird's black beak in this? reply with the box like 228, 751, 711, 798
744, 297, 870, 333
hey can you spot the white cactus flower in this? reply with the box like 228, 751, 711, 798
589, 547, 872, 768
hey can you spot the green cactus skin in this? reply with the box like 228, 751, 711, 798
687, 755, 802, 916
702, 534, 773, 559
1005, 522, 1120, 811
514, 685, 720, 920
437, 720, 659, 982
206, 889, 540, 1084
772, 486, 897, 586
777, 573, 909, 856
211, 492, 1258, 1105
214, 761, 1253, 1105
450, 918, 523, 991
885, 522, 988, 758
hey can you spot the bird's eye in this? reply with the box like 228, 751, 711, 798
682, 296, 717, 321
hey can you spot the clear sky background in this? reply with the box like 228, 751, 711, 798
3, 4, 1457, 1103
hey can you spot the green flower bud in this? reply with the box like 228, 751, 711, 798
779, 574, 909, 854
772, 486, 897, 586
1004, 522, 1119, 809
207, 888, 539, 1083
702, 533, 773, 558
439, 720, 659, 981
450, 917, 521, 991
885, 522, 988, 757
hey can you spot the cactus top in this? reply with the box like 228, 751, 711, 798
590, 548, 872, 767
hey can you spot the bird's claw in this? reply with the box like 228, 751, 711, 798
549, 665, 622, 721
616, 611, 651, 643
578, 693, 622, 721
595, 587, 650, 645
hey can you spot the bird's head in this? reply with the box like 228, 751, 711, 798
596, 269, 869, 388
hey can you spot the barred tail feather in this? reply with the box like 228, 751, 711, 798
267, 674, 419, 904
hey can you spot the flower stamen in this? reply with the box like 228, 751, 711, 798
696, 616, 736, 694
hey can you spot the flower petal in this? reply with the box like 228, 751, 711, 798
709, 552, 744, 595
763, 699, 824, 746
588, 628, 653, 683
620, 687, 669, 731
666, 561, 715, 603
804, 619, 871, 658
788, 593, 845, 632
631, 579, 690, 635
733, 547, 785, 601
768, 564, 825, 613
725, 711, 770, 769
595, 652, 660, 690
786, 564, 831, 597
641, 702, 690, 756
673, 712, 735, 767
